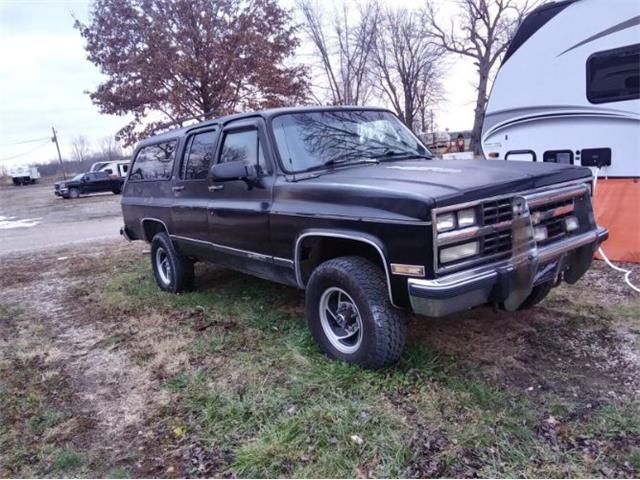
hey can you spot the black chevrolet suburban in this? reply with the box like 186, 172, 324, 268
120, 107, 608, 368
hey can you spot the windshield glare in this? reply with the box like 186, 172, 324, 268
272, 110, 430, 173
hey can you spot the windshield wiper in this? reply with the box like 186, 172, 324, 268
321, 158, 378, 168
369, 149, 432, 161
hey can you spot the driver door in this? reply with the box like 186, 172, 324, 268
207, 119, 274, 259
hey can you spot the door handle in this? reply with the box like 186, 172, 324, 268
208, 185, 224, 192
172, 185, 185, 192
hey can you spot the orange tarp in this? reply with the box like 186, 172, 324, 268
593, 178, 640, 263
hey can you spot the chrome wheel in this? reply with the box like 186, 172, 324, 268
319, 287, 363, 354
155, 247, 172, 285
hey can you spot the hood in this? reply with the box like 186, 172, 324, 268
278, 159, 591, 222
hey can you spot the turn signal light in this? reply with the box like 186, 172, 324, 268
391, 264, 425, 277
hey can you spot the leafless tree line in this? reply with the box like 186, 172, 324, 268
298, 0, 533, 154
31, 135, 129, 178
70, 135, 125, 163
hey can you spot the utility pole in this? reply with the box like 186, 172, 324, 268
51, 127, 66, 180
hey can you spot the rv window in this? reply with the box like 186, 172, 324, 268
587, 44, 640, 104
129, 141, 177, 182
543, 150, 573, 164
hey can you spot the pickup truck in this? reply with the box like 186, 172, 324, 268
55, 171, 124, 199
120, 106, 608, 368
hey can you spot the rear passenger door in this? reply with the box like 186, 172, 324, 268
94, 172, 112, 192
171, 128, 219, 248
83, 173, 101, 193
208, 119, 274, 257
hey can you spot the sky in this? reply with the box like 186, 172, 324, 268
0, 0, 478, 169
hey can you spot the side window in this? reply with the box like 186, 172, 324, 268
129, 141, 177, 181
182, 130, 217, 180
219, 129, 269, 175
587, 44, 640, 104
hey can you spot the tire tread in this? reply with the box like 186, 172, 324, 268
306, 256, 405, 369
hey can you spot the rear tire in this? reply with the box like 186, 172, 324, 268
150, 232, 194, 293
69, 188, 79, 199
518, 280, 554, 310
112, 188, 121, 195
305, 256, 406, 369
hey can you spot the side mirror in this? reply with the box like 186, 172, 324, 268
83, 176, 89, 182
211, 160, 257, 183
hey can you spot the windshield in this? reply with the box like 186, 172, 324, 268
272, 110, 431, 173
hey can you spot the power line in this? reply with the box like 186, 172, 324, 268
0, 141, 51, 162
2, 136, 51, 147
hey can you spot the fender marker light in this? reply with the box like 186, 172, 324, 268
391, 264, 425, 277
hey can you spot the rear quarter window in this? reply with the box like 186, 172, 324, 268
129, 141, 177, 181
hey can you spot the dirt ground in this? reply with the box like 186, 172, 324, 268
0, 180, 122, 253
0, 240, 639, 477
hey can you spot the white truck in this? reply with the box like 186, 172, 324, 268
8, 165, 41, 186
89, 160, 130, 177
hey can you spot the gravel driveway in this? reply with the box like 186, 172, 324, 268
0, 180, 124, 254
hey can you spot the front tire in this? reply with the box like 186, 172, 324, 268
518, 280, 554, 310
68, 188, 79, 199
150, 233, 194, 293
305, 256, 406, 369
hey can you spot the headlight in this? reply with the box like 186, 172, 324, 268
457, 208, 476, 228
439, 241, 480, 264
565, 215, 579, 232
436, 212, 456, 232
533, 225, 548, 242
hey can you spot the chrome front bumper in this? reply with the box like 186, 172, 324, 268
408, 226, 608, 317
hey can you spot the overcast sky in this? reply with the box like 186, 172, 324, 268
0, 0, 478, 168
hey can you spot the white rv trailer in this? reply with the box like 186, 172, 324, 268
481, 0, 640, 262
482, 0, 639, 177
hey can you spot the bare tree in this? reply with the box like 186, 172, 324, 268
71, 135, 91, 162
298, 0, 380, 105
426, 0, 532, 154
372, 8, 445, 132
99, 136, 123, 161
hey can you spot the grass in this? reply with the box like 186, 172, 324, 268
51, 450, 84, 473
1, 250, 638, 478
95, 257, 640, 477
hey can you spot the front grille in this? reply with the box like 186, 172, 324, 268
482, 198, 513, 225
530, 197, 575, 246
433, 183, 589, 275
483, 230, 512, 258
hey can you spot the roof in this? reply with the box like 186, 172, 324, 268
502, 0, 579, 65
137, 105, 392, 147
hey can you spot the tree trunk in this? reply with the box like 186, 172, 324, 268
404, 96, 414, 131
470, 61, 490, 157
